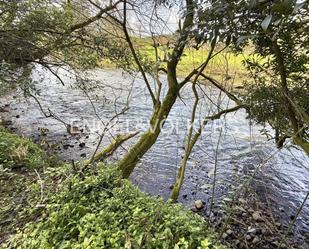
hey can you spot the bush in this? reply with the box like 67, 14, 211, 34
0, 127, 48, 170
0, 128, 223, 248
9, 166, 223, 249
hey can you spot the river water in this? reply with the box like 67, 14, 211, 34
0, 68, 308, 237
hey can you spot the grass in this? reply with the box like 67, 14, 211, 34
101, 36, 254, 85
0, 127, 49, 170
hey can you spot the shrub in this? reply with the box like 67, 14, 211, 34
0, 128, 223, 248
9, 166, 223, 249
0, 127, 48, 170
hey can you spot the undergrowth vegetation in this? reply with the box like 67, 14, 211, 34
9, 167, 222, 249
0, 127, 49, 170
0, 127, 223, 249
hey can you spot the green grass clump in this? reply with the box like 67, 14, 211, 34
0, 127, 48, 170
9, 165, 223, 249
0, 126, 65, 244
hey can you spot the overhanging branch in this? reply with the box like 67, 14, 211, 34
200, 73, 243, 106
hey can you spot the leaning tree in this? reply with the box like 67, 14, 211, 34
1, 0, 246, 190
110, 0, 309, 200
102, 0, 245, 179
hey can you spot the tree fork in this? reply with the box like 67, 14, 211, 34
118, 85, 179, 178
117, 0, 194, 178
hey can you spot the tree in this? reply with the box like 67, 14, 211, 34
110, 0, 244, 178
236, 0, 309, 154
194, 0, 309, 153
167, 0, 309, 200
3, 1, 306, 201
0, 0, 131, 85
1, 1, 245, 185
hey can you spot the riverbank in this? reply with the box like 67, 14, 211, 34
101, 37, 251, 85
1, 116, 308, 248
0, 126, 223, 248
0, 68, 308, 248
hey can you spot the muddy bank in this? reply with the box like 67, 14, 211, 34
0, 68, 308, 248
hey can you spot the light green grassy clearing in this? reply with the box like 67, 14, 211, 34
101, 37, 262, 86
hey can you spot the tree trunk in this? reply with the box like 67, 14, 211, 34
170, 138, 196, 201
271, 41, 309, 155
272, 41, 301, 134
117, 0, 193, 178
118, 85, 179, 178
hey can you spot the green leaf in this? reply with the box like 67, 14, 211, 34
261, 15, 272, 31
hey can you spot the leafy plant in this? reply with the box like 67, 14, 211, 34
8, 165, 223, 249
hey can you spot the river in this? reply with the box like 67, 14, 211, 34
0, 67, 308, 241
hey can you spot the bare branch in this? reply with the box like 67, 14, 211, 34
200, 73, 243, 106
121, 0, 157, 105
66, 0, 122, 34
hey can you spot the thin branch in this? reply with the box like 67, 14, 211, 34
205, 104, 246, 120
120, 0, 157, 105
178, 39, 220, 89
66, 0, 122, 34
277, 191, 309, 249
209, 127, 223, 213
200, 73, 243, 106
28, 92, 70, 129
36, 61, 65, 86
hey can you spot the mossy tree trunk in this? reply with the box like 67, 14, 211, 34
117, 0, 194, 178
170, 103, 245, 201
170, 130, 199, 201
118, 85, 179, 178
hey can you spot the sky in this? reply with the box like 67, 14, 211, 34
127, 0, 181, 36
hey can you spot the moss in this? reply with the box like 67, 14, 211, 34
0, 127, 49, 170
7, 165, 224, 249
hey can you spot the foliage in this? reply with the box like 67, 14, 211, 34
0, 128, 223, 248
197, 0, 309, 145
7, 165, 222, 249
0, 0, 134, 86
243, 67, 309, 136
240, 0, 309, 142
0, 127, 49, 170
0, 126, 69, 245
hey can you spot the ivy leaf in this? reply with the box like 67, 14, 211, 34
261, 15, 272, 31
